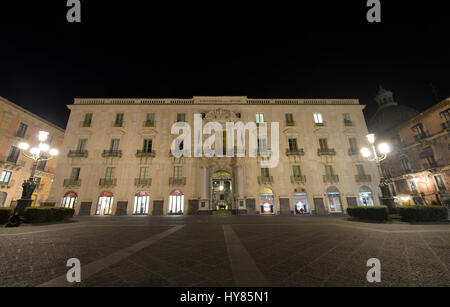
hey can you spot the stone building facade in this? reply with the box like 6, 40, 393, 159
0, 97, 65, 207
47, 96, 381, 216
379, 97, 450, 206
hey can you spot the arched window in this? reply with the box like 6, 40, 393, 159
260, 187, 275, 214
326, 186, 342, 213
62, 191, 78, 209
96, 191, 114, 215
169, 189, 184, 215
133, 191, 150, 215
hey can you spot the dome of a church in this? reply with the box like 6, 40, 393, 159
367, 86, 419, 135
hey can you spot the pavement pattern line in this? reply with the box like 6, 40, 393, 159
37, 225, 184, 287
222, 224, 267, 287
328, 223, 450, 233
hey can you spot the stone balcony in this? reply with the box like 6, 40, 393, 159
99, 178, 117, 186
318, 148, 336, 156
135, 178, 152, 186
290, 176, 306, 184
169, 177, 186, 185
67, 150, 88, 158
355, 174, 372, 182
323, 174, 339, 183
102, 150, 122, 158
286, 148, 305, 156
63, 179, 81, 187
258, 176, 273, 184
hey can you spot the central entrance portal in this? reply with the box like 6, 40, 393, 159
211, 170, 232, 213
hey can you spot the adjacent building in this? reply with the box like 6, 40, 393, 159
0, 97, 65, 207
46, 96, 382, 216
377, 96, 450, 205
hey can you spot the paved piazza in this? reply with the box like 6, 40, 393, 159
0, 216, 449, 287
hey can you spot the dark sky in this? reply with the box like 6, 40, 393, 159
1, 1, 449, 129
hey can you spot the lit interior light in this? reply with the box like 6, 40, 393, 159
30, 147, 40, 155
18, 142, 30, 150
49, 148, 59, 156
366, 134, 375, 144
360, 147, 371, 158
378, 143, 390, 154
219, 185, 224, 191
38, 131, 49, 142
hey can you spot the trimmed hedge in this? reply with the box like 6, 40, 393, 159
0, 207, 14, 224
397, 205, 449, 222
347, 206, 389, 221
24, 207, 75, 224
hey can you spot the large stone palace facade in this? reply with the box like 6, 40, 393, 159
46, 96, 381, 216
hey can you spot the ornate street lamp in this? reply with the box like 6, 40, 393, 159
360, 133, 395, 209
15, 131, 59, 215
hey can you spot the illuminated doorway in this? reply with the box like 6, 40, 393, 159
96, 191, 114, 215
326, 186, 342, 213
211, 170, 232, 211
359, 186, 374, 206
133, 191, 150, 215
294, 188, 309, 214
62, 191, 78, 209
260, 187, 275, 214
169, 189, 184, 215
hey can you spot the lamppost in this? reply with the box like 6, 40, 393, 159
360, 133, 395, 209
15, 131, 59, 215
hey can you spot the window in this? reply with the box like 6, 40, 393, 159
288, 138, 298, 151
349, 137, 358, 153
425, 155, 438, 168
319, 138, 329, 150
83, 113, 93, 126
434, 175, 447, 192
260, 167, 270, 178
105, 167, 115, 179
44, 134, 53, 145
256, 113, 264, 124
76, 139, 87, 151
400, 158, 411, 173
440, 109, 450, 123
313, 113, 323, 124
37, 157, 47, 171
133, 194, 149, 215
258, 137, 267, 152
143, 139, 152, 153
70, 168, 80, 180
285, 113, 294, 125
7, 146, 20, 163
0, 171, 12, 184
139, 167, 150, 179
145, 113, 155, 126
110, 139, 120, 151
177, 113, 186, 122
356, 164, 365, 176
114, 113, 124, 126
412, 123, 426, 138
325, 165, 335, 176
173, 166, 183, 178
16, 123, 28, 138
342, 113, 351, 122
408, 180, 418, 193
292, 165, 302, 178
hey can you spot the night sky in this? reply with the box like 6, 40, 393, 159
1, 1, 448, 129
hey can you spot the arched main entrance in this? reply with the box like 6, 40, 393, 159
96, 191, 114, 215
62, 191, 78, 209
211, 170, 232, 212
260, 187, 275, 214
326, 186, 342, 213
169, 189, 184, 215
359, 186, 374, 206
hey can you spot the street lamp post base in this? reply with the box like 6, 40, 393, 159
380, 197, 396, 213
15, 199, 33, 216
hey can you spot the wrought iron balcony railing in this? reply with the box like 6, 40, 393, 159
63, 179, 81, 187
99, 178, 117, 186
314, 122, 325, 127
285, 121, 295, 126
67, 150, 88, 158
135, 178, 152, 186
344, 120, 353, 126
348, 148, 359, 156
143, 121, 155, 127
80, 121, 91, 127
136, 150, 156, 158
169, 177, 186, 185
291, 175, 306, 184
102, 150, 122, 158
355, 174, 372, 182
258, 176, 273, 184
323, 174, 339, 183
286, 148, 305, 156
318, 148, 336, 156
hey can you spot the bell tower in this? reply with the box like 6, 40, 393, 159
375, 85, 398, 109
